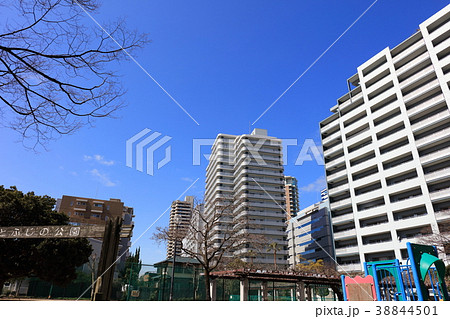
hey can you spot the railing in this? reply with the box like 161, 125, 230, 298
429, 187, 450, 200
425, 166, 450, 181
403, 78, 439, 102
420, 146, 450, 164
327, 169, 347, 182
407, 93, 444, 116
333, 228, 357, 239
332, 213, 354, 224
415, 127, 450, 148
330, 197, 352, 209
325, 156, 345, 169
411, 110, 450, 131
328, 183, 349, 195
393, 39, 425, 64
396, 51, 430, 76
400, 64, 434, 89
335, 246, 359, 255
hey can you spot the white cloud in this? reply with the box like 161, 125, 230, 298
181, 177, 194, 182
89, 169, 116, 187
299, 176, 326, 192
84, 154, 115, 166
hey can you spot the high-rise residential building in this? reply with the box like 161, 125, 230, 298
56, 195, 134, 268
167, 196, 194, 258
182, 203, 204, 257
287, 199, 334, 267
284, 176, 299, 220
320, 5, 450, 272
204, 128, 288, 266
321, 188, 329, 201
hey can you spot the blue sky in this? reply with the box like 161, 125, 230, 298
1, 0, 449, 264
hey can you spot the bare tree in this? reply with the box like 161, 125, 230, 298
0, 0, 148, 148
419, 221, 450, 256
152, 196, 264, 301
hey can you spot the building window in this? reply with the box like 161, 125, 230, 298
77, 201, 87, 206
94, 203, 103, 207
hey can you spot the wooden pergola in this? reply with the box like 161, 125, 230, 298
209, 268, 343, 301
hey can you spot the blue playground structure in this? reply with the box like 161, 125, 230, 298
342, 242, 449, 301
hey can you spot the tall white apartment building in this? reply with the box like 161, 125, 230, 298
204, 128, 288, 266
167, 196, 194, 258
320, 5, 450, 272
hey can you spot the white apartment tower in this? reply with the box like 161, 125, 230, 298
204, 128, 288, 266
167, 196, 194, 258
320, 5, 450, 272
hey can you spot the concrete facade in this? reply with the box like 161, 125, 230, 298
167, 196, 194, 258
204, 128, 288, 266
287, 200, 334, 267
284, 176, 299, 220
320, 5, 450, 272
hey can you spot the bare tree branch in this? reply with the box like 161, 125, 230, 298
0, 0, 149, 149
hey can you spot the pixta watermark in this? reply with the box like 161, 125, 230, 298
126, 129, 324, 176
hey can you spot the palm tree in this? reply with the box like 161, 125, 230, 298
248, 249, 257, 267
267, 242, 280, 270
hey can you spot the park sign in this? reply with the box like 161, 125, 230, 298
0, 225, 106, 239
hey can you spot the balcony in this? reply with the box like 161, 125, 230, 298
396, 51, 430, 76
411, 110, 450, 132
242, 193, 284, 200
237, 168, 283, 177
333, 228, 357, 240
335, 246, 359, 256
407, 93, 445, 117
415, 126, 450, 148
332, 213, 354, 225
328, 183, 349, 196
330, 197, 352, 210
325, 156, 345, 169
321, 118, 340, 134
322, 130, 341, 146
327, 169, 347, 183
337, 263, 362, 273
403, 78, 440, 104
420, 146, 450, 164
323, 143, 343, 157
392, 39, 425, 64
429, 187, 450, 201
399, 64, 435, 89
434, 36, 450, 57
239, 184, 282, 192
339, 92, 363, 111
425, 167, 450, 183
434, 209, 450, 221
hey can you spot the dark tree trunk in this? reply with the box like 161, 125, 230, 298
0, 278, 5, 296
204, 271, 211, 301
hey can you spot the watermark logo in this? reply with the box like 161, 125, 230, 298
192, 138, 324, 166
126, 128, 172, 176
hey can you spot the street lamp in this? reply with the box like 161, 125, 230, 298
169, 215, 180, 301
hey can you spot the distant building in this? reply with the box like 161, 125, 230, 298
321, 189, 328, 201
167, 196, 194, 258
56, 195, 134, 269
204, 128, 288, 266
284, 176, 299, 220
287, 199, 334, 267
182, 203, 204, 257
